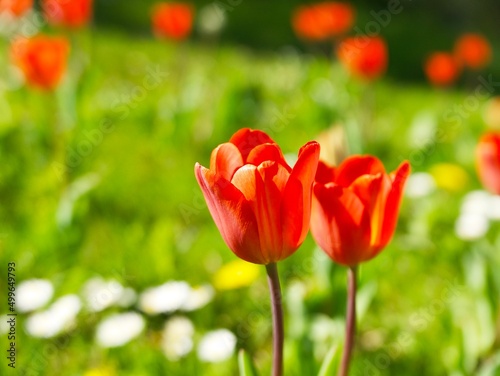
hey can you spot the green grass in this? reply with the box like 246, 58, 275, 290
0, 30, 499, 376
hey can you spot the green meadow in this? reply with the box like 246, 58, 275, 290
1, 26, 500, 376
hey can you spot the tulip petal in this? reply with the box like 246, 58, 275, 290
231, 165, 258, 201
349, 173, 383, 209
229, 128, 276, 162
335, 155, 385, 187
315, 160, 336, 184
256, 162, 287, 262
231, 162, 288, 263
349, 173, 389, 250
380, 161, 410, 247
210, 143, 244, 181
311, 183, 371, 266
282, 141, 320, 252
247, 143, 291, 172
195, 164, 263, 264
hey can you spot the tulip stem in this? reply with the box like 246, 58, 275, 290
266, 262, 284, 376
338, 266, 357, 376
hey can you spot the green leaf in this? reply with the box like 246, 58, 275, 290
317, 342, 341, 376
238, 349, 259, 376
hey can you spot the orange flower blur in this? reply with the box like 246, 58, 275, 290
195, 128, 320, 265
11, 35, 70, 91
292, 2, 354, 41
311, 156, 410, 266
152, 2, 194, 41
454, 33, 492, 70
476, 132, 500, 195
42, 0, 93, 28
424, 52, 460, 87
337, 36, 388, 81
0, 0, 32, 16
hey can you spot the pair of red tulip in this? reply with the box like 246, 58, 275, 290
195, 128, 410, 268
195, 128, 409, 376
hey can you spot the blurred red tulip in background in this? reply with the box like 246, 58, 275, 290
195, 128, 320, 265
292, 2, 354, 41
43, 0, 93, 28
336, 36, 388, 81
476, 132, 500, 195
152, 2, 194, 41
311, 156, 410, 266
424, 52, 461, 87
11, 35, 70, 91
454, 33, 492, 70
0, 0, 32, 16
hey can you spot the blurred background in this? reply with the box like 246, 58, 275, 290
0, 0, 500, 375
92, 0, 500, 81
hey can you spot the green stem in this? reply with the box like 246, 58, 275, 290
338, 266, 357, 376
266, 262, 284, 376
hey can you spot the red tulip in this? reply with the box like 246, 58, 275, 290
311, 156, 410, 266
336, 36, 388, 81
0, 0, 33, 16
424, 52, 460, 87
42, 0, 93, 28
195, 128, 320, 265
292, 2, 354, 41
454, 33, 492, 70
11, 35, 70, 91
476, 132, 500, 195
152, 2, 194, 41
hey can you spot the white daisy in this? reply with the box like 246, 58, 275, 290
455, 213, 490, 241
405, 172, 436, 198
25, 295, 81, 338
161, 316, 195, 361
460, 190, 491, 216
139, 281, 190, 315
197, 329, 237, 363
82, 277, 125, 312
95, 312, 145, 348
181, 285, 214, 312
17, 279, 53, 313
